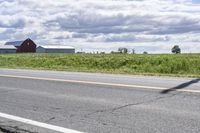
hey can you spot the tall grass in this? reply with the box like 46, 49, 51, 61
0, 53, 200, 77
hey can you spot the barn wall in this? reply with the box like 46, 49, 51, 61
45, 49, 75, 53
0, 49, 16, 54
36, 47, 46, 53
17, 39, 37, 53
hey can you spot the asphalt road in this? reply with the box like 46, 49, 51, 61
0, 69, 200, 133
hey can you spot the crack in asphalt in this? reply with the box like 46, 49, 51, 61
85, 92, 179, 119
44, 117, 56, 123
79, 92, 181, 131
83, 94, 151, 118
111, 91, 181, 113
0, 125, 37, 133
111, 94, 175, 112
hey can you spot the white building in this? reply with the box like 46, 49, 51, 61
36, 45, 75, 53
0, 45, 16, 54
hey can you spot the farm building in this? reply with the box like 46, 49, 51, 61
5, 38, 37, 53
36, 45, 75, 53
0, 45, 16, 54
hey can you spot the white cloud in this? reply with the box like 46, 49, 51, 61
0, 0, 200, 53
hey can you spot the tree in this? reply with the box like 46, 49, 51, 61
118, 47, 128, 54
172, 45, 181, 54
143, 51, 148, 54
132, 49, 135, 54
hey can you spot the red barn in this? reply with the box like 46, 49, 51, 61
5, 38, 37, 53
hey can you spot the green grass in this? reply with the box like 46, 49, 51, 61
0, 53, 200, 77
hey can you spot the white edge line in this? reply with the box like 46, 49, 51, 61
0, 112, 84, 133
0, 74, 200, 93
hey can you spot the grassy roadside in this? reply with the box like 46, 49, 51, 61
0, 53, 200, 77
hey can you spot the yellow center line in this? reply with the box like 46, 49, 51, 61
0, 74, 199, 93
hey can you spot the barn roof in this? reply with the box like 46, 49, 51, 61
0, 45, 17, 49
38, 45, 75, 49
5, 41, 24, 46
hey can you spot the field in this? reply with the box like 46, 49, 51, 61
0, 53, 200, 77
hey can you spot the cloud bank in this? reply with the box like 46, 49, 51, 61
0, 0, 200, 53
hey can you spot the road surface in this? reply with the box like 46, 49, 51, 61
0, 69, 200, 133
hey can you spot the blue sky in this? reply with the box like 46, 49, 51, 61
0, 0, 200, 53
193, 0, 200, 3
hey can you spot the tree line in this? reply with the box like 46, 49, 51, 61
112, 45, 181, 54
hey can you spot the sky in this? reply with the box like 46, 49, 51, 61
0, 0, 200, 53
193, 0, 200, 3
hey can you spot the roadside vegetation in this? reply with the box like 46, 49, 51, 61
0, 53, 200, 77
